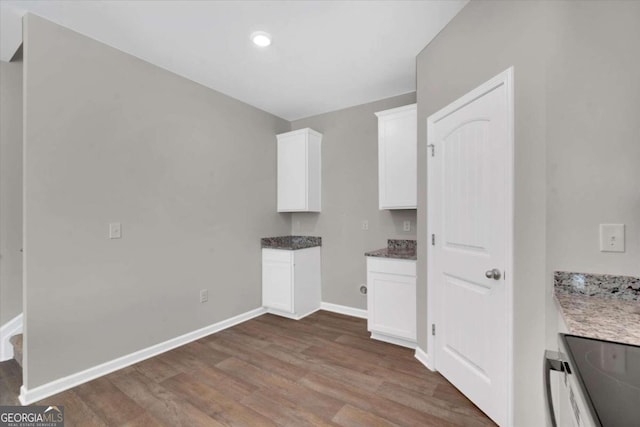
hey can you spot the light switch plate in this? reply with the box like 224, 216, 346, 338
109, 222, 121, 239
599, 224, 624, 252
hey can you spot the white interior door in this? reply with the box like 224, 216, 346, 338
427, 68, 514, 426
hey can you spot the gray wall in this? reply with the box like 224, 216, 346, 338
417, 1, 640, 425
290, 93, 417, 310
546, 1, 640, 278
0, 59, 23, 325
544, 0, 640, 397
23, 14, 290, 389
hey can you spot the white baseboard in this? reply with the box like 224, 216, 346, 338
319, 302, 367, 319
19, 307, 267, 405
415, 346, 435, 371
266, 307, 320, 320
0, 313, 23, 361
371, 332, 416, 349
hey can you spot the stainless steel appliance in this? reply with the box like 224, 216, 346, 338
545, 334, 640, 427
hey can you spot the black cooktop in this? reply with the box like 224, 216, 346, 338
562, 334, 640, 427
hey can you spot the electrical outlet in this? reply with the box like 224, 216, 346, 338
109, 222, 121, 239
403, 220, 411, 232
200, 289, 208, 303
599, 224, 625, 252
362, 220, 368, 230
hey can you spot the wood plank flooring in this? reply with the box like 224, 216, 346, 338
0, 311, 495, 426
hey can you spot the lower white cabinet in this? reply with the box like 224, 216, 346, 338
262, 247, 321, 319
366, 257, 416, 348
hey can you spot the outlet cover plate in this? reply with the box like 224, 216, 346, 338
109, 222, 121, 239
599, 224, 625, 252
200, 289, 208, 303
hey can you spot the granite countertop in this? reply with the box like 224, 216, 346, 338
365, 239, 416, 260
554, 271, 640, 346
261, 235, 321, 250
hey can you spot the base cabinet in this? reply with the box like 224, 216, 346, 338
366, 257, 416, 348
262, 247, 321, 319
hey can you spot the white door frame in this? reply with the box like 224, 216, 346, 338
426, 67, 515, 425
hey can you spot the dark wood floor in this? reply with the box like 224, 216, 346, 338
0, 311, 494, 426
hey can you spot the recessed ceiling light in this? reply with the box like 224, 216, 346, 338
250, 31, 272, 47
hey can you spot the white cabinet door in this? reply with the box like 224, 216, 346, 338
292, 247, 322, 317
277, 133, 307, 212
367, 257, 416, 348
368, 272, 416, 340
376, 104, 417, 210
276, 128, 322, 212
262, 247, 321, 319
262, 250, 293, 313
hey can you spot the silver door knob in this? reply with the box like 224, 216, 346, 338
485, 269, 501, 280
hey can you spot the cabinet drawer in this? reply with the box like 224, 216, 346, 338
262, 248, 293, 263
367, 257, 416, 276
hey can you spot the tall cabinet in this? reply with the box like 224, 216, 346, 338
375, 104, 417, 210
277, 128, 322, 212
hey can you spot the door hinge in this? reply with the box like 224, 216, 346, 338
432, 324, 436, 336
428, 144, 435, 157
431, 234, 435, 246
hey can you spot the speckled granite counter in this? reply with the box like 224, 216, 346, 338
261, 236, 321, 250
365, 239, 416, 260
554, 271, 640, 346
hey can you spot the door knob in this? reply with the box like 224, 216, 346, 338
485, 269, 501, 280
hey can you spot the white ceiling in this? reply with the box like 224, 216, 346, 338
1, 0, 468, 120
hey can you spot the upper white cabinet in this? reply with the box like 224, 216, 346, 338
375, 104, 417, 209
277, 128, 322, 212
